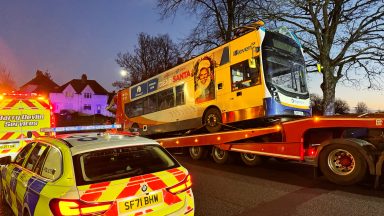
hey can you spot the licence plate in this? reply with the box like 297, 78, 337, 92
118, 192, 163, 214
294, 111, 304, 116
0, 144, 15, 149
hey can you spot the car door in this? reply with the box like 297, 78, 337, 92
3, 142, 35, 215
16, 142, 50, 216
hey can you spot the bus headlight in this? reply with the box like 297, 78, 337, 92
272, 92, 280, 102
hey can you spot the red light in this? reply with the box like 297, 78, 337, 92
49, 199, 112, 216
306, 148, 316, 156
167, 174, 192, 194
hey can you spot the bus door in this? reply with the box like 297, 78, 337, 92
215, 65, 232, 113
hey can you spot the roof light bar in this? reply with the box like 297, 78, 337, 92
41, 124, 122, 133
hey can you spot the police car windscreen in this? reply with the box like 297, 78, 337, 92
73, 144, 180, 185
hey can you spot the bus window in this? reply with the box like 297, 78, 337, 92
231, 58, 260, 91
175, 84, 185, 106
125, 99, 144, 117
158, 88, 174, 110
144, 94, 158, 114
220, 46, 230, 65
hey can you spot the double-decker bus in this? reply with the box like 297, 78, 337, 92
114, 21, 311, 135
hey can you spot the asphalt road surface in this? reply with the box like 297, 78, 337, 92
175, 154, 384, 216
1, 154, 383, 216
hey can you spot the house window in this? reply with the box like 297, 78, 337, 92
65, 92, 73, 98
84, 93, 92, 99
84, 104, 92, 110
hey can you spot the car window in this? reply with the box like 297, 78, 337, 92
40, 147, 62, 180
73, 144, 180, 186
24, 143, 48, 171
14, 143, 34, 166
34, 146, 50, 175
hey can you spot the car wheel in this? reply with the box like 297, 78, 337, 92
0, 186, 6, 205
23, 209, 31, 216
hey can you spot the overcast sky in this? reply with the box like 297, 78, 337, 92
1, 0, 383, 111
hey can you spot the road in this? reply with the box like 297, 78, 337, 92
175, 154, 384, 216
1, 154, 383, 216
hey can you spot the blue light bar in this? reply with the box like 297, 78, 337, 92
41, 124, 122, 133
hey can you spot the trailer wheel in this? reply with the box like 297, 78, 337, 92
212, 147, 230, 164
203, 108, 222, 133
189, 146, 208, 160
240, 153, 263, 166
319, 144, 367, 185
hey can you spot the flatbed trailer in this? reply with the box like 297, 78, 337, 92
156, 116, 384, 187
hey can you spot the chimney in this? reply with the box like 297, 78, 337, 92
81, 74, 87, 83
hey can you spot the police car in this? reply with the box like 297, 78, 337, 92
0, 125, 194, 216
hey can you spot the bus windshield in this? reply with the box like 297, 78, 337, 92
262, 31, 308, 96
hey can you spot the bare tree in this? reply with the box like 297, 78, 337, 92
36, 70, 53, 80
0, 65, 16, 93
311, 94, 350, 115
252, 0, 384, 115
115, 33, 180, 88
310, 94, 323, 115
334, 98, 350, 114
157, 0, 257, 55
355, 102, 369, 114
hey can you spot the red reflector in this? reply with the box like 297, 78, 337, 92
306, 148, 316, 156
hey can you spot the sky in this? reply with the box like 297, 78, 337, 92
1, 0, 383, 111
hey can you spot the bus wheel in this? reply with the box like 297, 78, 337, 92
130, 123, 139, 132
240, 153, 263, 166
203, 108, 222, 133
189, 146, 208, 160
319, 144, 367, 185
212, 147, 230, 164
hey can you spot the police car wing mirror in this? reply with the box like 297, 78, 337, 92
248, 58, 256, 69
0, 156, 12, 165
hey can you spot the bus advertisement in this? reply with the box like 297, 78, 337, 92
115, 22, 311, 136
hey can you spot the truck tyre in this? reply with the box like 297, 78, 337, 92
212, 147, 230, 164
203, 108, 222, 133
319, 144, 367, 185
240, 153, 263, 166
189, 146, 208, 160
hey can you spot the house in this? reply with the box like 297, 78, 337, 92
19, 70, 59, 96
49, 74, 113, 117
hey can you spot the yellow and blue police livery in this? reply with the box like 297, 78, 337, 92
0, 126, 194, 216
